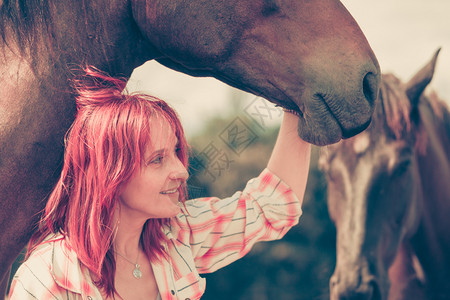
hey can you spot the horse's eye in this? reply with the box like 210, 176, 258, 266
390, 214, 403, 229
393, 159, 411, 176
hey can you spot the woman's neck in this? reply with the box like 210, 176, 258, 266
113, 209, 146, 259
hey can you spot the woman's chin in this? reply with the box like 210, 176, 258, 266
167, 196, 182, 215
169, 191, 180, 204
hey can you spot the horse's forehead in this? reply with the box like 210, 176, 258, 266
326, 135, 415, 222
326, 131, 413, 179
322, 133, 375, 167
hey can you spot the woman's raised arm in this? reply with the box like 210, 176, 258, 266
267, 112, 311, 205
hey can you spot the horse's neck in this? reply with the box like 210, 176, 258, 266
416, 106, 450, 195
410, 105, 450, 294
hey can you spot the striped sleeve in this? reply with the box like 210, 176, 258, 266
177, 168, 302, 274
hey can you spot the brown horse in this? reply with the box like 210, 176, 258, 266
320, 49, 450, 300
0, 0, 380, 295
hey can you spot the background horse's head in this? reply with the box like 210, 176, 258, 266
319, 50, 441, 300
132, 0, 381, 145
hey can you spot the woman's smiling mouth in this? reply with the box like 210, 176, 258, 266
160, 188, 179, 195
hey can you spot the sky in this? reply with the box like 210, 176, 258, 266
127, 0, 450, 137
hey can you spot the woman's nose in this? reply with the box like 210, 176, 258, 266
169, 159, 189, 181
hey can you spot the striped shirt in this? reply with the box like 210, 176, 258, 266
9, 168, 302, 300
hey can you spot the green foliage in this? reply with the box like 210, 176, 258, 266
187, 107, 336, 300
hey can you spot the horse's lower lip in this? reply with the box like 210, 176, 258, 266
341, 118, 372, 139
317, 93, 372, 140
276, 93, 371, 145
296, 110, 343, 146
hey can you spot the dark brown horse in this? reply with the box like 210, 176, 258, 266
0, 0, 380, 295
320, 49, 450, 300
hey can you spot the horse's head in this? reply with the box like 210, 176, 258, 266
131, 0, 381, 146
319, 50, 440, 300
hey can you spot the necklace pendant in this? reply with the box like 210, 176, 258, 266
133, 264, 142, 279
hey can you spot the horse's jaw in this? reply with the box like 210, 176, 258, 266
154, 52, 379, 146
214, 56, 379, 146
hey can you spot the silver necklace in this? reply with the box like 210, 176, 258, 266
115, 250, 142, 279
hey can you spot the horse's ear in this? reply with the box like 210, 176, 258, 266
406, 48, 441, 108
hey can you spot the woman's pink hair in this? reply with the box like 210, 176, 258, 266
27, 66, 189, 298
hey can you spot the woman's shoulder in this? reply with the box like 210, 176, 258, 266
9, 234, 67, 299
9, 233, 93, 299
19, 234, 63, 269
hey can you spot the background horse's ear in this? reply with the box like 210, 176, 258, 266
406, 48, 441, 108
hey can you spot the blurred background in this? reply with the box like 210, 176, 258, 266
124, 1, 450, 298
181, 102, 335, 300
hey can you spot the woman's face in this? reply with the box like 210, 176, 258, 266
119, 118, 189, 222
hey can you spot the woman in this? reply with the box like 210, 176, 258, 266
9, 67, 311, 300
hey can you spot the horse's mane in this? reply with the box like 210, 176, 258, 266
426, 90, 450, 147
377, 73, 412, 140
427, 91, 450, 128
0, 0, 52, 51
378, 73, 450, 152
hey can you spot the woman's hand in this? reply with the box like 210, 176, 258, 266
267, 111, 311, 205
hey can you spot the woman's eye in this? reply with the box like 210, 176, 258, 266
150, 155, 164, 164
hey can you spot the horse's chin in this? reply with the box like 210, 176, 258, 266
295, 113, 372, 146
296, 114, 343, 146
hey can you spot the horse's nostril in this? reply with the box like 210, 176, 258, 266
332, 277, 382, 300
363, 72, 378, 105
330, 275, 339, 288
368, 280, 382, 300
